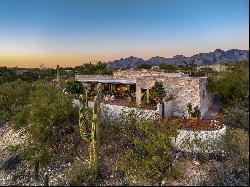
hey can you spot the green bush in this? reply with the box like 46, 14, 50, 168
159, 64, 178, 72
0, 66, 17, 84
194, 67, 216, 77
74, 61, 113, 75
192, 106, 201, 118
186, 102, 192, 118
206, 128, 249, 186
66, 80, 85, 96
150, 81, 166, 104
207, 61, 249, 103
207, 61, 249, 131
62, 160, 99, 186
12, 81, 78, 166
0, 80, 34, 125
114, 110, 183, 185
138, 64, 152, 69
223, 98, 249, 132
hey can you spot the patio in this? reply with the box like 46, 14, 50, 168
101, 97, 157, 110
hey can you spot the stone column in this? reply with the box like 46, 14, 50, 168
146, 88, 149, 103
136, 85, 141, 106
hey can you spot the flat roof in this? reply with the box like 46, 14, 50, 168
77, 79, 136, 84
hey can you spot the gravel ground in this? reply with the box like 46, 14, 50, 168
1, 123, 232, 186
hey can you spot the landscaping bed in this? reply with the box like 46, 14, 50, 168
166, 115, 224, 131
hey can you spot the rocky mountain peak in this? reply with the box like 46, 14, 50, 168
107, 49, 249, 69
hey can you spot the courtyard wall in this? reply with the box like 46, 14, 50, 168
136, 76, 213, 118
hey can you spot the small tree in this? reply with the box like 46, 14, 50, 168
192, 106, 201, 118
150, 81, 166, 104
66, 80, 85, 99
187, 102, 193, 118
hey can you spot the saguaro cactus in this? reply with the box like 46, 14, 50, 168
78, 83, 102, 179
89, 83, 101, 177
79, 87, 91, 141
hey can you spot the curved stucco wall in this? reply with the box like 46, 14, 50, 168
88, 101, 159, 120
73, 99, 159, 119
171, 125, 226, 153
74, 99, 226, 153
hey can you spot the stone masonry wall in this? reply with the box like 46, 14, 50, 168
76, 75, 114, 80
136, 76, 210, 117
113, 70, 185, 80
76, 70, 185, 81
199, 78, 214, 117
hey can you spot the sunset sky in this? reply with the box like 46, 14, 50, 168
0, 0, 249, 68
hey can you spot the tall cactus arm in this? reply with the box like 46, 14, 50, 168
78, 95, 89, 142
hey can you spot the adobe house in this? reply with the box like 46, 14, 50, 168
76, 69, 214, 118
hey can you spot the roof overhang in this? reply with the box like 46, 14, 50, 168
77, 79, 136, 84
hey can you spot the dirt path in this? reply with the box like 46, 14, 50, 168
202, 95, 222, 120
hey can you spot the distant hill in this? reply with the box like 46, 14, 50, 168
107, 49, 249, 69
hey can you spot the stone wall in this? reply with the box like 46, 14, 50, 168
76, 75, 114, 80
199, 78, 214, 117
76, 70, 187, 82
87, 101, 159, 120
113, 70, 186, 80
171, 125, 226, 153
136, 76, 212, 117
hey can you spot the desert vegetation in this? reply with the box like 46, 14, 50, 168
0, 61, 249, 186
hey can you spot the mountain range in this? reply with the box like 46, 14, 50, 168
107, 49, 249, 69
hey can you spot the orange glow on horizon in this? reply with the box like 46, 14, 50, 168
0, 45, 248, 68
0, 54, 121, 68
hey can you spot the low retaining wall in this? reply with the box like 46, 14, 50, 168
73, 99, 226, 153
171, 125, 227, 153
88, 101, 159, 119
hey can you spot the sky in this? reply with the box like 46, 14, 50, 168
0, 0, 249, 68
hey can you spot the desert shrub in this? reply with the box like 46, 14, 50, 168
207, 61, 249, 132
62, 160, 99, 186
206, 128, 249, 186
223, 98, 249, 132
192, 106, 201, 118
115, 110, 183, 185
207, 61, 249, 103
19, 71, 40, 82
0, 80, 34, 125
186, 102, 192, 118
74, 61, 113, 75
194, 67, 216, 77
159, 64, 178, 72
12, 81, 78, 166
138, 63, 152, 69
0, 66, 17, 84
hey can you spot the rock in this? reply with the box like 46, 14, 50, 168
0, 155, 21, 172
192, 160, 200, 165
